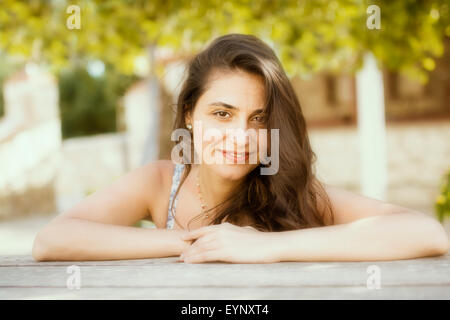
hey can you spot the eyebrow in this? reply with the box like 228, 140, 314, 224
207, 101, 265, 114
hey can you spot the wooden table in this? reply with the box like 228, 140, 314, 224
1, 254, 449, 299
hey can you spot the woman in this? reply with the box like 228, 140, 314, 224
32, 33, 449, 263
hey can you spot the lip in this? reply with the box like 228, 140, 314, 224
219, 150, 252, 162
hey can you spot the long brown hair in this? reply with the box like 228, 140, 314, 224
170, 33, 334, 231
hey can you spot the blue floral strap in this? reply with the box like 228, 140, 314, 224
166, 163, 184, 229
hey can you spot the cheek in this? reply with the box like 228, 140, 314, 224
193, 132, 202, 153
193, 126, 225, 158
256, 135, 268, 160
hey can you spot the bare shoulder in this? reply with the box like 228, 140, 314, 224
142, 160, 178, 223
154, 159, 178, 184
314, 178, 410, 225
52, 160, 175, 227
140, 160, 176, 213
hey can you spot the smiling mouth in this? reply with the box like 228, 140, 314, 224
220, 150, 252, 162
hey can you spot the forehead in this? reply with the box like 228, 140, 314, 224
196, 70, 266, 112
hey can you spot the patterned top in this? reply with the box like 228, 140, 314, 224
166, 163, 185, 229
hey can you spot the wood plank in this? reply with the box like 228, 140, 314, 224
1, 254, 449, 299
1, 286, 449, 300
0, 261, 449, 287
0, 255, 176, 266
2, 253, 449, 267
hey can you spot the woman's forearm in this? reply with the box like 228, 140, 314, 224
267, 211, 449, 262
32, 218, 190, 261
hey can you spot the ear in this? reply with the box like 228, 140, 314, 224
184, 108, 192, 126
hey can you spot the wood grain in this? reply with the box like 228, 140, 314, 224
1, 253, 449, 299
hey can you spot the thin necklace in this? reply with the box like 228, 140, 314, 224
195, 168, 209, 218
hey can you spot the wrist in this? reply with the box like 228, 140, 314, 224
259, 231, 286, 263
170, 229, 192, 255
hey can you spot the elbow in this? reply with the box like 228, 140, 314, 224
32, 232, 49, 262
404, 211, 449, 257
432, 230, 449, 256
31, 217, 74, 261
426, 218, 449, 257
32, 221, 61, 262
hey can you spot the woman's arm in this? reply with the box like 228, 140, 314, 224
179, 184, 449, 263
33, 218, 190, 261
32, 161, 190, 261
269, 182, 449, 261
269, 211, 449, 262
179, 211, 448, 263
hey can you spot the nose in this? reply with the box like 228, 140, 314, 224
232, 118, 250, 139
235, 126, 248, 140
224, 119, 252, 151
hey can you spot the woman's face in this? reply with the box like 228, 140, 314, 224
187, 69, 268, 181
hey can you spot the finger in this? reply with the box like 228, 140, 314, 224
180, 235, 218, 257
181, 225, 220, 241
180, 234, 215, 259
188, 233, 216, 248
181, 237, 217, 257
183, 249, 224, 264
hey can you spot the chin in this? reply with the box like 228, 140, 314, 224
208, 163, 257, 181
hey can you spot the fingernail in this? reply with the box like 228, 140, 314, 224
180, 254, 184, 259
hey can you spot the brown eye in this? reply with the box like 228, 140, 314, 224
214, 111, 231, 119
252, 114, 265, 122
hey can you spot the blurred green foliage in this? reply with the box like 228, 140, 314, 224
0, 55, 137, 138
1, 0, 449, 136
133, 220, 156, 229
0, 0, 449, 82
0, 79, 4, 118
58, 65, 137, 139
435, 170, 450, 223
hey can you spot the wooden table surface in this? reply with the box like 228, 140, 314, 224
1, 254, 449, 299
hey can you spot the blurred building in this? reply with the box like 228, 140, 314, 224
0, 65, 61, 218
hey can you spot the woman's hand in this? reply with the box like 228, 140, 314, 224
179, 222, 279, 264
